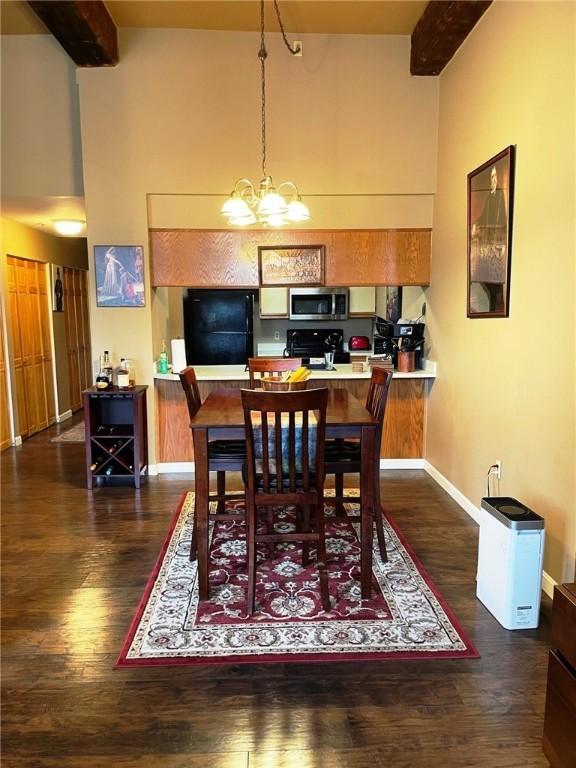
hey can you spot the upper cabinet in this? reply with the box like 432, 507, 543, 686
150, 229, 431, 288
348, 287, 376, 316
260, 287, 288, 318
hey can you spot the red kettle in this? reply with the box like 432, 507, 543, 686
348, 335, 370, 350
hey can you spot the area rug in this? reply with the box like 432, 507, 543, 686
117, 491, 479, 666
51, 422, 85, 442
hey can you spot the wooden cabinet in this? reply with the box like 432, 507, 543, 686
259, 287, 288, 318
83, 386, 148, 489
150, 229, 431, 288
543, 583, 576, 767
349, 286, 376, 316
155, 376, 427, 463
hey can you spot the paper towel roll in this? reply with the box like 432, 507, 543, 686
171, 338, 187, 374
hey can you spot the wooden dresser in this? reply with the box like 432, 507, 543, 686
543, 582, 576, 767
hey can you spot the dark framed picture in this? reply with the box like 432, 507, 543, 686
467, 145, 515, 318
94, 245, 145, 307
258, 245, 325, 286
384, 286, 403, 322
51, 264, 64, 312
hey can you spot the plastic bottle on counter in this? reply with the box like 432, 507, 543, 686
158, 341, 169, 374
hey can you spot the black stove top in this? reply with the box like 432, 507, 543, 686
284, 328, 349, 363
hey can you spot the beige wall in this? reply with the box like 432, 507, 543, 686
1, 35, 83, 197
1, 217, 88, 421
427, 2, 575, 583
76, 29, 439, 464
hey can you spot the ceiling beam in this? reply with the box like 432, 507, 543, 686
27, 1, 118, 66
411, 1, 492, 76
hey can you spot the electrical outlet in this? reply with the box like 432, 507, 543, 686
274, 331, 280, 340
495, 460, 502, 480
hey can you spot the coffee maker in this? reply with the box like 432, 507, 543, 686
373, 317, 425, 369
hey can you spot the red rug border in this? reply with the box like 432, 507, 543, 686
115, 493, 480, 668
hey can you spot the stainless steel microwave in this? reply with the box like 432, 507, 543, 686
289, 287, 349, 321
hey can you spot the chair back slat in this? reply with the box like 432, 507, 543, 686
247, 357, 302, 388
365, 368, 393, 440
241, 388, 328, 496
261, 409, 270, 493
178, 366, 202, 420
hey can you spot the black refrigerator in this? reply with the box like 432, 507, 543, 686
183, 289, 255, 365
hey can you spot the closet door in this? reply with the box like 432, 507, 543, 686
37, 265, 56, 425
63, 267, 82, 412
6, 256, 54, 439
77, 270, 92, 392
0, 310, 12, 451
6, 257, 29, 438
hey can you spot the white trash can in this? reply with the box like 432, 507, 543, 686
476, 497, 545, 630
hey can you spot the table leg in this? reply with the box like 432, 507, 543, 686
360, 425, 376, 599
193, 428, 210, 600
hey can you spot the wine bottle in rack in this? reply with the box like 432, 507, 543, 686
90, 455, 105, 472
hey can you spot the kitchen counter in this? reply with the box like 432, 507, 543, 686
154, 362, 436, 470
154, 361, 436, 382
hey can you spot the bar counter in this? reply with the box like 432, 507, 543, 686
154, 364, 436, 468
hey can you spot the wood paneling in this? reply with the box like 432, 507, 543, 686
155, 377, 426, 463
150, 229, 431, 288
6, 256, 56, 439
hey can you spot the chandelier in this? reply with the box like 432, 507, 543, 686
220, 0, 310, 227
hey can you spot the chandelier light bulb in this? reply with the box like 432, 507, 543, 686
286, 199, 310, 222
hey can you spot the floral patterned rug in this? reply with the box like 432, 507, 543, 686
117, 491, 479, 666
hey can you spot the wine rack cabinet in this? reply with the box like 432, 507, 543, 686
83, 386, 148, 489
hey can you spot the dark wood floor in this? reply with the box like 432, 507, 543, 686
2, 414, 551, 767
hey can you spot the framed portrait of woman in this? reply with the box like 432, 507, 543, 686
94, 245, 145, 307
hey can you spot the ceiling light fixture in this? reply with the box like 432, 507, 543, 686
52, 219, 85, 236
221, 0, 310, 227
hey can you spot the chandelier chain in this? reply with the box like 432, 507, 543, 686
260, 0, 267, 179
273, 0, 301, 55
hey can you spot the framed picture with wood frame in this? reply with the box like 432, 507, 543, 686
94, 245, 145, 307
467, 145, 515, 318
258, 245, 325, 286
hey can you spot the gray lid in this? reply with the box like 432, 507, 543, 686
481, 497, 545, 530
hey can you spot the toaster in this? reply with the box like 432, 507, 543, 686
348, 335, 370, 350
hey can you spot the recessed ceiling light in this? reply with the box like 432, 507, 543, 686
52, 219, 85, 236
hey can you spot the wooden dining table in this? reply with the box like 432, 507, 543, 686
190, 387, 379, 601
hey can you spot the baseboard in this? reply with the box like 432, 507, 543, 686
541, 571, 557, 600
56, 410, 73, 423
380, 459, 426, 470
423, 460, 483, 525
423, 460, 556, 599
156, 462, 194, 474
13, 435, 22, 447
155, 459, 424, 475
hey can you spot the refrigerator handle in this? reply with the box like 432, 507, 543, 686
246, 293, 254, 334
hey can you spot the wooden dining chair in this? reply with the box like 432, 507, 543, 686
324, 367, 393, 562
247, 357, 302, 388
241, 387, 330, 614
179, 366, 246, 561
